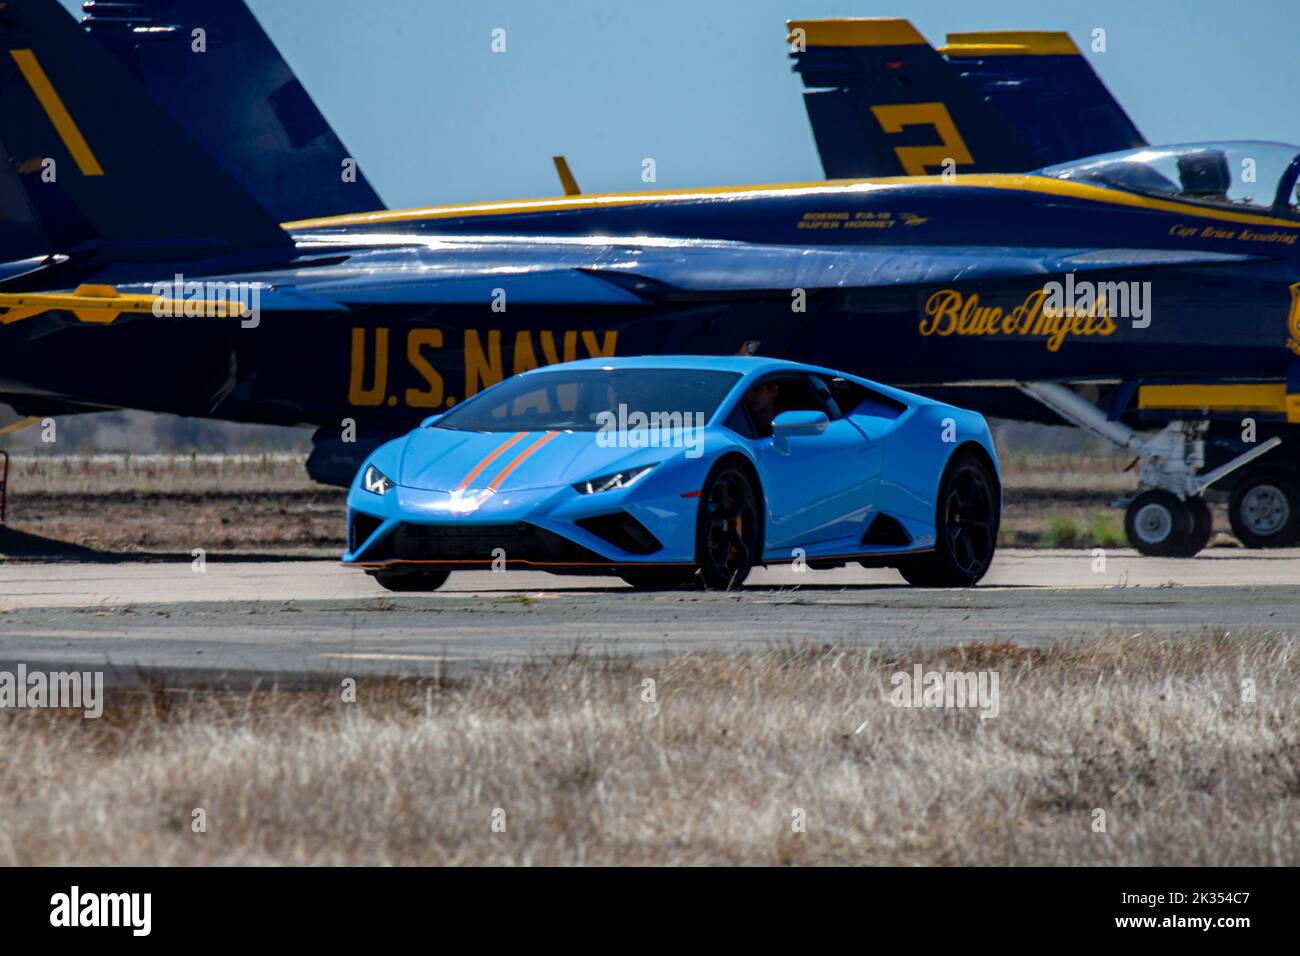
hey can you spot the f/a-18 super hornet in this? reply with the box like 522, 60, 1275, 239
783, 17, 1300, 554
0, 2, 1298, 558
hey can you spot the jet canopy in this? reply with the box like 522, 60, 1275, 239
1040, 142, 1300, 212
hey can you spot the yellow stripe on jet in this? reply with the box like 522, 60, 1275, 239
786, 18, 926, 48
284, 172, 1300, 232
940, 31, 1081, 57
1137, 384, 1288, 414
0, 284, 245, 325
0, 416, 42, 437
10, 50, 104, 177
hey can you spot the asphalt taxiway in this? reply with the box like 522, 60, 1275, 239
1, 549, 1297, 684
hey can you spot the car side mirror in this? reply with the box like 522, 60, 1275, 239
771, 409, 828, 451
420, 414, 444, 428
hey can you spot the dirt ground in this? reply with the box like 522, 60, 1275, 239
0, 451, 1241, 555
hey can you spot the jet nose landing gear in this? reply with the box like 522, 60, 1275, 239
1123, 490, 1213, 558
1016, 381, 1287, 559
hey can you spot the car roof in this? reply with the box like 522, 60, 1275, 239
525, 355, 826, 376
514, 354, 938, 409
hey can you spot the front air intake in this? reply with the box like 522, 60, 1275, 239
575, 513, 664, 555
349, 512, 383, 552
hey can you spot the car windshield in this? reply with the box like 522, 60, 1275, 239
434, 367, 741, 432
1039, 141, 1300, 210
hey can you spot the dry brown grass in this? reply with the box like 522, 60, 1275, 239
6, 453, 317, 494
1, 632, 1296, 865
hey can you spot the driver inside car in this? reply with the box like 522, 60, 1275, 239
743, 381, 780, 437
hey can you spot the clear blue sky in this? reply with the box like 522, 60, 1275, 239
64, 0, 1300, 209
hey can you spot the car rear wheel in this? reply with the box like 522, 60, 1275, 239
898, 451, 999, 587
371, 568, 451, 592
695, 462, 759, 590
619, 567, 699, 590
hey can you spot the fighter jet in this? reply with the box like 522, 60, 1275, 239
785, 18, 1300, 552
0, 1, 1297, 558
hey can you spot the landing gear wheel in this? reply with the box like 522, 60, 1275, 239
1123, 490, 1206, 557
1228, 472, 1300, 548
619, 567, 698, 590
898, 451, 999, 587
370, 568, 451, 591
1184, 496, 1214, 555
695, 462, 759, 590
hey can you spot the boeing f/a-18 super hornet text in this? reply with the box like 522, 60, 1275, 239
0, 4, 1298, 558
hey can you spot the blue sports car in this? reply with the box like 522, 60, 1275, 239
342, 356, 1001, 591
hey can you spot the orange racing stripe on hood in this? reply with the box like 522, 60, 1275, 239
488, 431, 560, 491
456, 431, 527, 490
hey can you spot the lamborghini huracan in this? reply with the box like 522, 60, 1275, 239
342, 356, 1002, 590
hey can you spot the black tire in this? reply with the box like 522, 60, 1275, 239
695, 461, 760, 590
619, 567, 699, 590
1228, 471, 1300, 548
898, 451, 999, 587
370, 568, 451, 592
1123, 490, 1205, 557
1184, 495, 1214, 555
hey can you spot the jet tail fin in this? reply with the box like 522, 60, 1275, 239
940, 31, 1147, 164
0, 0, 290, 257
787, 18, 1040, 179
82, 0, 384, 222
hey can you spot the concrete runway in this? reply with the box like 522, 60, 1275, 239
1, 549, 1298, 684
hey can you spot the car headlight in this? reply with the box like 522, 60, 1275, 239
361, 464, 394, 496
572, 465, 654, 495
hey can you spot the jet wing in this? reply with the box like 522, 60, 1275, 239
258, 241, 1261, 306
573, 244, 1261, 296
56, 240, 1263, 319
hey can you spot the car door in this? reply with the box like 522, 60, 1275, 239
747, 373, 880, 556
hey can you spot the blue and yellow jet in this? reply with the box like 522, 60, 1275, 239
0, 2, 1298, 557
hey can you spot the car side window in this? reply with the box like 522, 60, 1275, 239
825, 376, 868, 415
738, 374, 829, 438
810, 376, 844, 419
771, 375, 829, 416
822, 375, 909, 419
724, 401, 756, 439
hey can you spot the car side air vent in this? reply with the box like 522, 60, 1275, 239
861, 512, 912, 547
576, 513, 664, 555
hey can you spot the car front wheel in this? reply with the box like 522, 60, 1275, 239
695, 462, 760, 590
370, 568, 451, 592
899, 451, 999, 587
